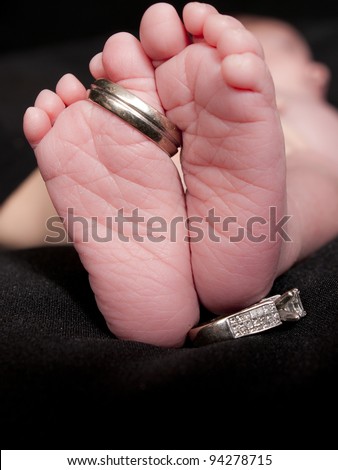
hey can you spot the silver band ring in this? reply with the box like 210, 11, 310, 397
189, 288, 307, 346
88, 79, 181, 157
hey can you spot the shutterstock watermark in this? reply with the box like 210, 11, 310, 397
45, 206, 292, 244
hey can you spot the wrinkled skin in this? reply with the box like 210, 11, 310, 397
23, 2, 288, 347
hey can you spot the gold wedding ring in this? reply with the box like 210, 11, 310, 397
88, 79, 181, 157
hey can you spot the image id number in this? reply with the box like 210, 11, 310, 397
209, 454, 273, 466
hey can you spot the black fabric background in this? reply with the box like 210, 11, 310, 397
1, 0, 338, 450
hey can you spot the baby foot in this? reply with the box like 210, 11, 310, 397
23, 32, 199, 347
140, 2, 287, 314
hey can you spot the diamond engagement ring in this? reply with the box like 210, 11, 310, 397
189, 288, 307, 346
88, 79, 181, 157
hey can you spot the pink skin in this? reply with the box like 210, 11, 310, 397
239, 16, 338, 265
23, 2, 287, 346
140, 3, 286, 313
24, 34, 199, 348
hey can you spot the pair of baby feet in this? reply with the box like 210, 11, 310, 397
23, 2, 286, 347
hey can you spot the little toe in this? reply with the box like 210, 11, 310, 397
23, 107, 53, 148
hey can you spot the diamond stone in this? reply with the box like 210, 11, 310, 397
228, 301, 281, 338
276, 288, 307, 321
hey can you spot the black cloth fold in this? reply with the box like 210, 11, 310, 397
1, 238, 337, 448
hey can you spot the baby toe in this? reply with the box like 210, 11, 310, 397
222, 52, 275, 98
34, 89, 65, 124
182, 1, 218, 37
217, 26, 264, 58
140, 2, 189, 63
89, 52, 105, 79
23, 107, 53, 148
55, 73, 87, 106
